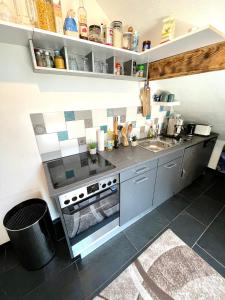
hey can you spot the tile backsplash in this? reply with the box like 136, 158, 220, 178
30, 106, 170, 161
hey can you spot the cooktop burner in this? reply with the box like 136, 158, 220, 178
47, 152, 116, 189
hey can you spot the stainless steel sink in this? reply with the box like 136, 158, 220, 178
138, 139, 178, 152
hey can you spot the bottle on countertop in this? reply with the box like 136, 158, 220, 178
78, 0, 88, 40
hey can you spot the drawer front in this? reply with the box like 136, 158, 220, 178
158, 149, 184, 166
120, 168, 157, 226
153, 157, 183, 207
120, 159, 158, 182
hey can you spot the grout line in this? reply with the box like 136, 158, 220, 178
195, 244, 225, 270
192, 204, 225, 248
184, 211, 206, 227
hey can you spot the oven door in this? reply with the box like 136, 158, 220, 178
62, 184, 119, 244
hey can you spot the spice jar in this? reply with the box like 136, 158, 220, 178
111, 21, 123, 48
88, 25, 101, 43
123, 32, 132, 50
115, 62, 121, 75
35, 50, 44, 67
103, 25, 113, 45
54, 50, 65, 69
35, 0, 56, 32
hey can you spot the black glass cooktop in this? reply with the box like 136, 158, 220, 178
47, 152, 115, 189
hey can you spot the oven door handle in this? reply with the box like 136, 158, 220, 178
63, 188, 118, 215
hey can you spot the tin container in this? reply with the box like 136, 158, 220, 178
103, 25, 113, 46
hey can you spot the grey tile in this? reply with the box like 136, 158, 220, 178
168, 211, 206, 247
40, 151, 61, 162
78, 137, 86, 145
79, 144, 87, 153
107, 108, 114, 117
131, 121, 136, 128
156, 194, 190, 221
120, 115, 126, 123
114, 107, 126, 116
186, 194, 224, 226
179, 182, 203, 203
198, 207, 225, 266
75, 110, 92, 120
76, 232, 137, 299
205, 181, 225, 204
30, 113, 46, 135
84, 118, 93, 128
193, 244, 225, 278
193, 170, 217, 190
23, 263, 83, 300
124, 210, 170, 251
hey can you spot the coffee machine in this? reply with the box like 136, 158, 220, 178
167, 114, 184, 137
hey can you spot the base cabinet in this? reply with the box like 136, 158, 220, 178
120, 168, 157, 226
181, 138, 216, 189
153, 156, 183, 207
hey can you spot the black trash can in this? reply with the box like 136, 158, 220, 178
3, 198, 55, 270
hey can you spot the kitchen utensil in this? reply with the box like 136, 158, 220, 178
121, 127, 129, 146
113, 116, 118, 136
127, 123, 133, 140
194, 124, 212, 136
140, 80, 151, 117
186, 123, 196, 136
167, 114, 184, 137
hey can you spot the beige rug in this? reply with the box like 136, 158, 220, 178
94, 229, 225, 300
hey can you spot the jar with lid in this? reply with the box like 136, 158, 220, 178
88, 25, 101, 43
115, 62, 121, 76
54, 50, 65, 69
35, 0, 56, 32
45, 51, 54, 68
103, 25, 112, 46
111, 21, 123, 48
123, 32, 132, 50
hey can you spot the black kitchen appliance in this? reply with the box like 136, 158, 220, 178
186, 123, 196, 137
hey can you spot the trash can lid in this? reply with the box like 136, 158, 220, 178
3, 199, 48, 231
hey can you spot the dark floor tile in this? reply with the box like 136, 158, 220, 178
156, 194, 189, 221
193, 169, 217, 190
193, 244, 225, 278
23, 263, 83, 300
205, 182, 225, 203
186, 194, 224, 226
76, 232, 137, 299
168, 211, 206, 247
198, 207, 225, 266
124, 210, 170, 251
179, 183, 203, 203
0, 242, 19, 274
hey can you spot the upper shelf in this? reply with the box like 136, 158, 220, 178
0, 21, 225, 63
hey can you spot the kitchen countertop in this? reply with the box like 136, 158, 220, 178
43, 133, 218, 198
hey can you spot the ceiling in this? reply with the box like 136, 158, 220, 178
96, 0, 225, 45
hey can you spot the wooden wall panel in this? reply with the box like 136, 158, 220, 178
149, 41, 225, 81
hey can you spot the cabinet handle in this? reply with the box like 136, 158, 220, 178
133, 177, 149, 184
135, 167, 149, 174
164, 163, 177, 169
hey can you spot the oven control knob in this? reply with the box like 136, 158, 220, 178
64, 200, 70, 205
107, 181, 112, 186
72, 196, 77, 201
102, 183, 106, 188
79, 193, 84, 199
113, 179, 117, 184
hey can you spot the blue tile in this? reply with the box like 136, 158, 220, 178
146, 114, 151, 120
100, 125, 108, 133
166, 111, 171, 117
57, 131, 68, 141
64, 111, 75, 122
65, 170, 75, 179
160, 106, 164, 112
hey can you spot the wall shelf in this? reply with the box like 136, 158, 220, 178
153, 101, 180, 106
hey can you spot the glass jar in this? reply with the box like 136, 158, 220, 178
123, 32, 132, 50
13, 0, 37, 26
35, 0, 56, 32
88, 25, 101, 43
111, 21, 122, 48
54, 50, 65, 69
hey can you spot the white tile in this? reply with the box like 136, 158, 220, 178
86, 128, 97, 143
67, 120, 85, 139
79, 144, 88, 153
36, 133, 60, 154
43, 112, 66, 133
60, 139, 79, 157
136, 113, 146, 127
107, 117, 114, 131
92, 109, 107, 127
126, 107, 137, 121
132, 127, 141, 139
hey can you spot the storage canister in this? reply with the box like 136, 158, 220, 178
111, 21, 123, 48
89, 25, 101, 43
35, 0, 56, 32
123, 32, 132, 50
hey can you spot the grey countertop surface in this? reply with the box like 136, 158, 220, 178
43, 133, 218, 198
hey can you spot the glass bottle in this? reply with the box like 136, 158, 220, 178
78, 0, 88, 40
0, 0, 17, 23
13, 0, 37, 26
45, 50, 53, 68
111, 21, 122, 48
35, 0, 56, 32
54, 50, 65, 69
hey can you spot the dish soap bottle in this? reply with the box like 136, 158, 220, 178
78, 0, 88, 40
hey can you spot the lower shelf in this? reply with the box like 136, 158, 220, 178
33, 66, 146, 81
